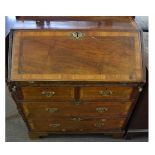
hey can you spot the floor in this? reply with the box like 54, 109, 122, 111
5, 17, 148, 142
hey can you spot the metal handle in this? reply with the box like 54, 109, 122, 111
41, 91, 55, 97
94, 122, 104, 128
71, 32, 84, 40
49, 123, 60, 128
71, 117, 83, 121
96, 107, 108, 113
99, 90, 113, 96
46, 108, 58, 113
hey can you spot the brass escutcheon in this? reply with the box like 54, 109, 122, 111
71, 32, 84, 40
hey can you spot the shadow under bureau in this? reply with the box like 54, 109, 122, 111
7, 16, 145, 139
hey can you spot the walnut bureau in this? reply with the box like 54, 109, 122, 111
7, 16, 145, 139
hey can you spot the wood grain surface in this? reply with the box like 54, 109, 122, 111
22, 101, 133, 118
11, 30, 144, 82
27, 117, 126, 132
8, 17, 145, 139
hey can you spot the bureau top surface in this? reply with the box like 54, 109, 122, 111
9, 17, 144, 82
12, 16, 137, 31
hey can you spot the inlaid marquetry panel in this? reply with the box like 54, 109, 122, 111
11, 30, 143, 82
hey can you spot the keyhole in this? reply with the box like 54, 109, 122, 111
71, 32, 84, 40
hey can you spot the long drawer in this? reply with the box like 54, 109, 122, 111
22, 101, 133, 118
28, 117, 126, 132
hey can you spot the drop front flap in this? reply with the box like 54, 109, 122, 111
10, 30, 144, 82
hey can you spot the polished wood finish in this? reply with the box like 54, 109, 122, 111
18, 86, 74, 101
27, 117, 126, 132
80, 86, 137, 100
10, 16, 137, 31
11, 30, 143, 82
16, 16, 134, 21
7, 16, 145, 139
22, 101, 133, 118
15, 86, 138, 101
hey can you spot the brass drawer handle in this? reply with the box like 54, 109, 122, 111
46, 108, 58, 113
71, 117, 83, 121
41, 91, 55, 97
94, 122, 104, 128
99, 90, 113, 96
49, 123, 60, 128
96, 107, 108, 113
71, 32, 84, 40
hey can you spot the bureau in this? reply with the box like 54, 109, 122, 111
7, 16, 145, 139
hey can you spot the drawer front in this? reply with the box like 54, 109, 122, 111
80, 86, 135, 100
28, 117, 126, 132
19, 86, 74, 101
22, 101, 132, 118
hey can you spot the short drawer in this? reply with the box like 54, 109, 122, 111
22, 101, 132, 118
80, 86, 136, 100
27, 117, 126, 132
18, 86, 74, 101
